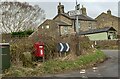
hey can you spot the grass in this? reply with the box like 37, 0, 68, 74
41, 50, 107, 74
5, 49, 107, 77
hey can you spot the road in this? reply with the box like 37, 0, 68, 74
44, 50, 118, 77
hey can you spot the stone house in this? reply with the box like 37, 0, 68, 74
53, 3, 97, 33
95, 9, 119, 34
32, 2, 97, 38
38, 19, 72, 38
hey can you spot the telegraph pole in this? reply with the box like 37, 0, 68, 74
68, 0, 81, 55
75, 2, 79, 34
75, 0, 80, 55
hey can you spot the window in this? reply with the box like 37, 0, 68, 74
102, 17, 105, 21
42, 26, 44, 29
78, 22, 80, 28
64, 27, 68, 34
88, 23, 92, 29
46, 25, 49, 29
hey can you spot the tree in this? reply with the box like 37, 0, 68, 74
0, 2, 45, 33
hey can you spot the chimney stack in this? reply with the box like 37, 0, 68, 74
57, 2, 64, 14
107, 9, 111, 15
81, 5, 87, 15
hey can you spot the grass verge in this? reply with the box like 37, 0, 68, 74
5, 50, 107, 77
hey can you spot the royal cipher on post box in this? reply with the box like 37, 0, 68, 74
34, 42, 44, 57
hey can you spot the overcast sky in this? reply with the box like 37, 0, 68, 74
1, 0, 120, 19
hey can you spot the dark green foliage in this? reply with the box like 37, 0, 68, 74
11, 30, 34, 37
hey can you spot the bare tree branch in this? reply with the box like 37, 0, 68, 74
0, 2, 45, 33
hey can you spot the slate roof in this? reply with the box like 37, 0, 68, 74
38, 19, 72, 28
54, 13, 96, 21
55, 20, 72, 26
95, 12, 120, 20
79, 27, 116, 35
69, 14, 95, 21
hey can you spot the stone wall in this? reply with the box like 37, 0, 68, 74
60, 26, 75, 35
1, 34, 28, 43
92, 40, 118, 49
79, 20, 97, 31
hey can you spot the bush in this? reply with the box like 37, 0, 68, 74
10, 35, 94, 66
10, 36, 57, 66
11, 30, 34, 37
10, 38, 34, 65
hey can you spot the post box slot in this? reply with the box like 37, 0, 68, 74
39, 46, 43, 48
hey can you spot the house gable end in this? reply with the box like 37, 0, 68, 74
95, 12, 106, 20
38, 19, 52, 29
53, 14, 72, 25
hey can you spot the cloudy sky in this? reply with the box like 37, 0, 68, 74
1, 0, 120, 19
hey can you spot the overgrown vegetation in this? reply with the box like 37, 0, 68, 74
5, 50, 107, 77
10, 35, 94, 65
6, 35, 107, 77
10, 38, 33, 65
10, 36, 58, 65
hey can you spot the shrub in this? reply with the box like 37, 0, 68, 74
11, 30, 34, 37
10, 38, 34, 65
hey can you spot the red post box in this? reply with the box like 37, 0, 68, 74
34, 42, 44, 57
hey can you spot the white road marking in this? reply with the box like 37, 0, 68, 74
80, 69, 86, 74
93, 67, 98, 70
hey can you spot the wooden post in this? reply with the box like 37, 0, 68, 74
57, 52, 59, 58
64, 52, 66, 57
43, 56, 45, 62
60, 52, 62, 57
